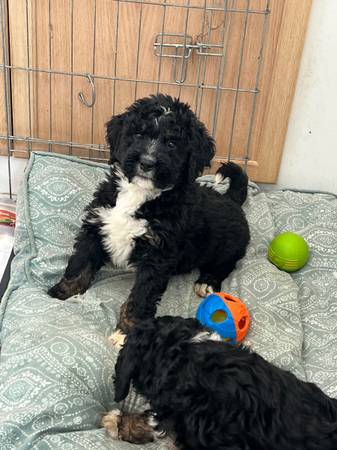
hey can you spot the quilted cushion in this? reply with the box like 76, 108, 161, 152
1, 152, 336, 449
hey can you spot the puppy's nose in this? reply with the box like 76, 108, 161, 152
140, 156, 155, 172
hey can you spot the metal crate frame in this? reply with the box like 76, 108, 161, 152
0, 0, 270, 198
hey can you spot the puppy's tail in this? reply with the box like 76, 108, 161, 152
215, 162, 248, 205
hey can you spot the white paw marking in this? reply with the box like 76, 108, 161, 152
147, 415, 166, 439
243, 339, 252, 348
147, 415, 159, 429
194, 283, 214, 298
214, 173, 224, 184
108, 329, 126, 350
102, 409, 120, 439
155, 429, 167, 439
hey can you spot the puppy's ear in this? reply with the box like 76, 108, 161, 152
187, 119, 215, 182
106, 113, 126, 165
114, 340, 136, 403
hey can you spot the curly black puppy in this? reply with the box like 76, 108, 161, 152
48, 94, 250, 331
103, 316, 337, 450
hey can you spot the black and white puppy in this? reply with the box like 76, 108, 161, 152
48, 94, 250, 331
103, 316, 337, 450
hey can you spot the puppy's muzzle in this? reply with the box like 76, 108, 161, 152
139, 155, 155, 173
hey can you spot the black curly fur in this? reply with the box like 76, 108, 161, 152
114, 316, 337, 450
48, 95, 250, 329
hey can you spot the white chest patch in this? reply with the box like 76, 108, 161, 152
95, 171, 161, 268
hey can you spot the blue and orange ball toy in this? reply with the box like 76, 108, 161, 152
196, 292, 251, 344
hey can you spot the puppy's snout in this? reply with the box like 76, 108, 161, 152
140, 155, 155, 172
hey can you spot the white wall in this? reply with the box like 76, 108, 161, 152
277, 0, 337, 194
0, 156, 27, 197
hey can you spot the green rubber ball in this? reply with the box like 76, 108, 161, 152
268, 232, 309, 272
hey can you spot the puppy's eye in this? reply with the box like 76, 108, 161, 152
167, 141, 176, 148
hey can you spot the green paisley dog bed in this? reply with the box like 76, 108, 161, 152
1, 152, 337, 449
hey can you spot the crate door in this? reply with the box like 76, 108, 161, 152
5, 0, 311, 182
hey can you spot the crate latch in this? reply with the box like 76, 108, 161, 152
154, 33, 222, 84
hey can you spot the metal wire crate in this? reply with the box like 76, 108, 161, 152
0, 0, 270, 198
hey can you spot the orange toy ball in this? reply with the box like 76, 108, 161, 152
196, 292, 251, 344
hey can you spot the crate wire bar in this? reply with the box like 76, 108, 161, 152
0, 0, 270, 199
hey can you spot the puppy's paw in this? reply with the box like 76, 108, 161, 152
48, 268, 93, 300
108, 329, 126, 350
102, 409, 121, 439
116, 300, 138, 334
194, 283, 214, 298
116, 412, 165, 444
147, 415, 166, 439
